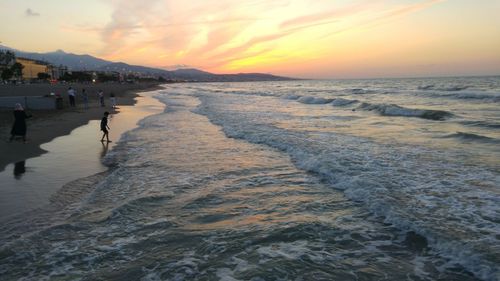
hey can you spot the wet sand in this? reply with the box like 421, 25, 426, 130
0, 82, 162, 172
0, 91, 165, 221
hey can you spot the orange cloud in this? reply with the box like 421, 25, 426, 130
280, 0, 381, 29
86, 0, 500, 78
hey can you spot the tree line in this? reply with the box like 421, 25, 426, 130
0, 50, 24, 81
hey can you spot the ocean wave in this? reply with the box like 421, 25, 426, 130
283, 94, 301, 100
418, 85, 469, 91
196, 93, 499, 280
227, 90, 275, 97
297, 96, 333, 104
210, 123, 498, 280
349, 88, 376, 94
452, 92, 500, 100
358, 102, 452, 120
440, 86, 469, 91
331, 98, 358, 106
418, 84, 435, 90
419, 91, 500, 102
106, 194, 175, 224
450, 93, 500, 103
441, 132, 499, 143
461, 120, 500, 129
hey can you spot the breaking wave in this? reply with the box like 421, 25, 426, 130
331, 98, 358, 106
297, 96, 333, 104
283, 94, 301, 100
358, 102, 453, 120
441, 132, 499, 143
349, 88, 376, 94
418, 85, 469, 91
419, 91, 500, 102
196, 97, 499, 280
461, 120, 500, 129
418, 84, 435, 90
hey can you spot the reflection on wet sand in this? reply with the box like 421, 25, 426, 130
13, 161, 26, 180
100, 141, 109, 158
0, 91, 165, 221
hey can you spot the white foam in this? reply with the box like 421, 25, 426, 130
358, 102, 452, 120
256, 240, 310, 260
194, 88, 500, 280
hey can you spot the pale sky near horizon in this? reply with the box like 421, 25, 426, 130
0, 0, 499, 78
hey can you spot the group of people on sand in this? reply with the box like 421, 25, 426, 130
66, 87, 117, 109
8, 104, 113, 144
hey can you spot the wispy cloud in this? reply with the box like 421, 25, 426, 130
205, 0, 448, 70
374, 0, 446, 24
94, 0, 449, 71
64, 18, 262, 33
280, 0, 380, 29
25, 8, 40, 17
322, 0, 447, 38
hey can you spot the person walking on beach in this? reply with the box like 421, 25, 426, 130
98, 90, 105, 107
100, 111, 111, 142
68, 87, 76, 107
9, 103, 31, 143
110, 92, 117, 109
82, 89, 89, 109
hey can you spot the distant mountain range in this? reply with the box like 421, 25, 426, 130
0, 45, 293, 82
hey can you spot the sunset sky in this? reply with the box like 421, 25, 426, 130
1, 0, 499, 78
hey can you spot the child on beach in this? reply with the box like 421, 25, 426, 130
100, 111, 111, 142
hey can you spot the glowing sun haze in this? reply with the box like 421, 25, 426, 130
1, 0, 499, 78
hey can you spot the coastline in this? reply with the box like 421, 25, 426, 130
0, 88, 166, 222
0, 79, 497, 280
0, 82, 162, 172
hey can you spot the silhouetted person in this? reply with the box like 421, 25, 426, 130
82, 88, 89, 109
100, 111, 111, 142
13, 161, 26, 179
9, 103, 31, 143
68, 87, 76, 107
98, 90, 105, 107
110, 92, 117, 109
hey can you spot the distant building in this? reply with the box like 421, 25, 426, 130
16, 57, 52, 80
96, 71, 120, 82
51, 65, 68, 80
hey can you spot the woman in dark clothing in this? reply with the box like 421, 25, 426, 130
9, 103, 31, 143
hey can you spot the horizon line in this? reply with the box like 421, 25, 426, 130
2, 45, 499, 81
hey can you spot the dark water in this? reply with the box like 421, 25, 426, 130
1, 77, 499, 280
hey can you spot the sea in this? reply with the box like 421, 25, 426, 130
0, 77, 499, 280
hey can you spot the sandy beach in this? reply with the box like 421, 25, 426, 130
0, 90, 166, 222
0, 82, 161, 172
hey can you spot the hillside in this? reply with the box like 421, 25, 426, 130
1, 45, 293, 82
